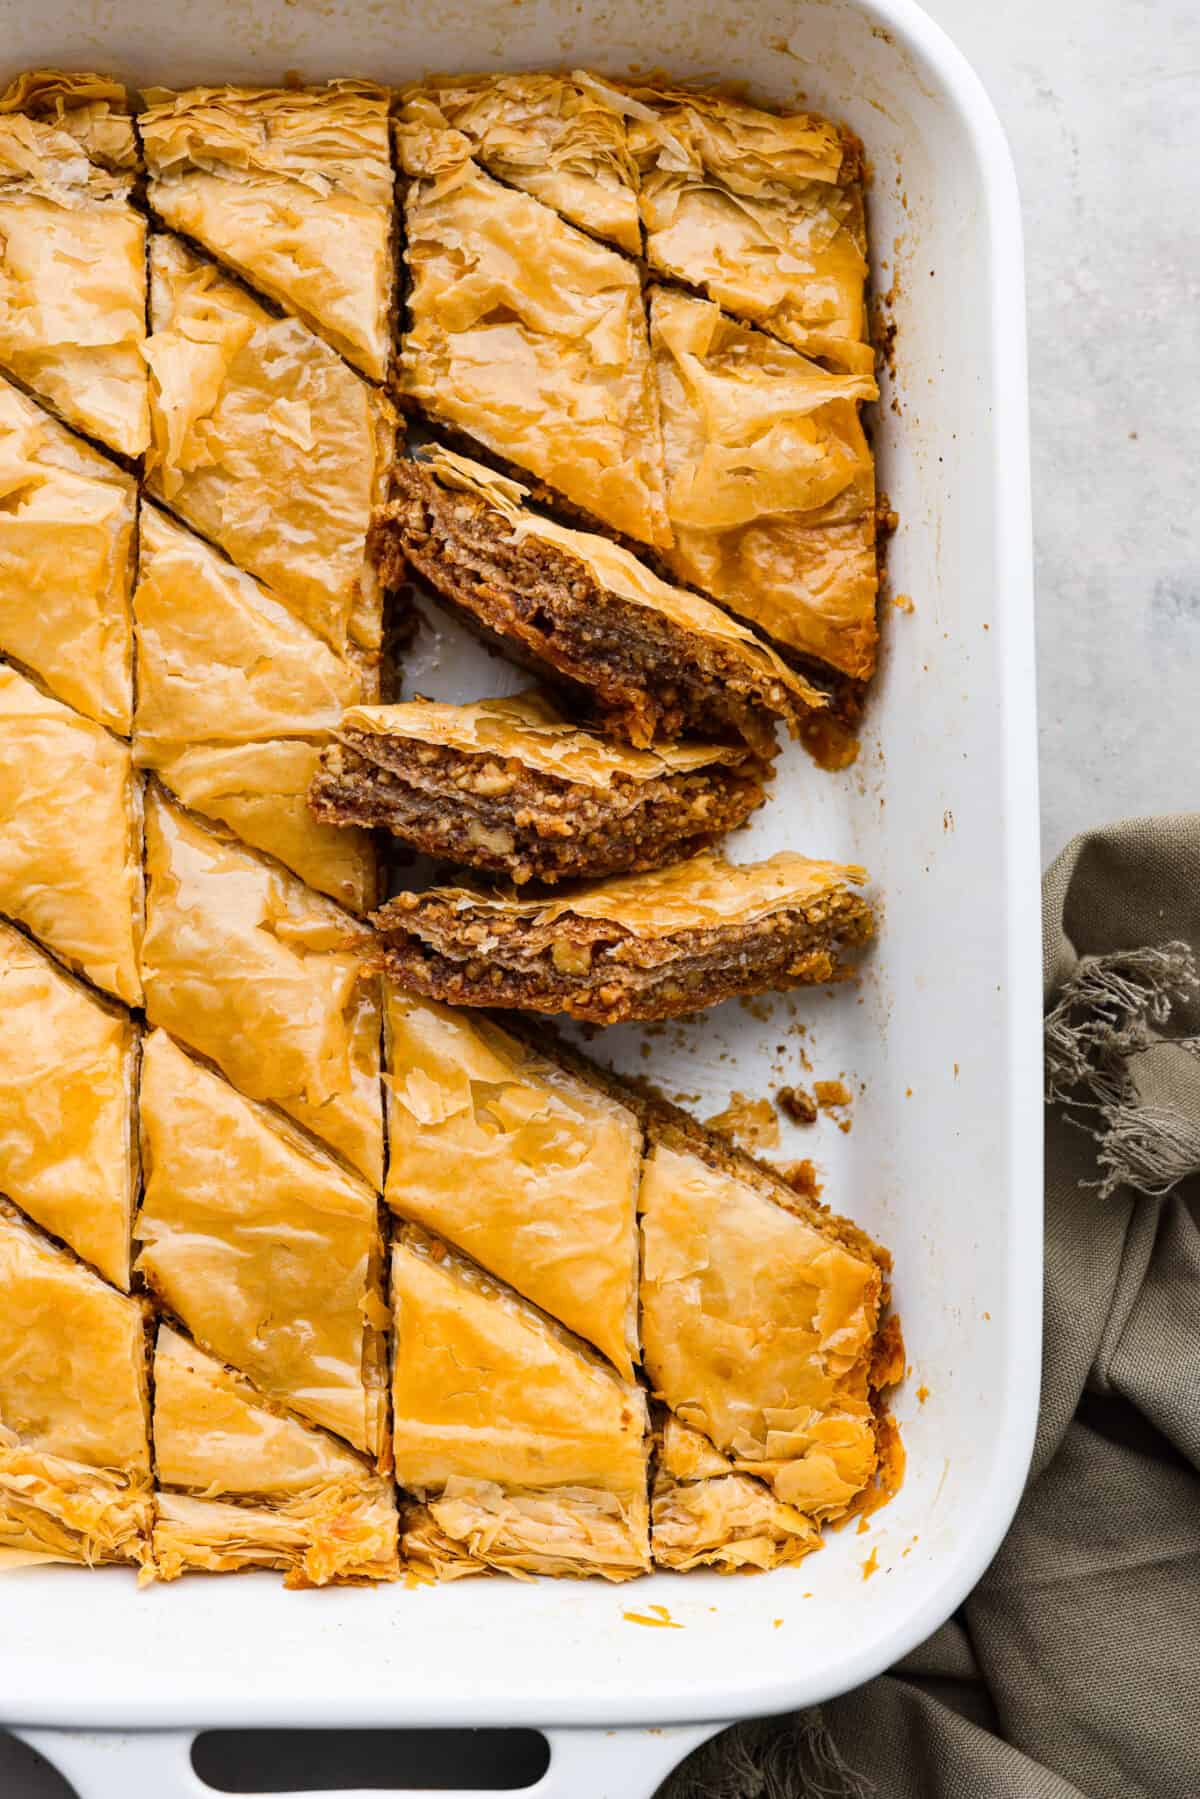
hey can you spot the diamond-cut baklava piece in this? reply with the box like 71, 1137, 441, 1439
651, 288, 879, 680
151, 1327, 397, 1585
373, 849, 873, 1025
311, 692, 766, 885
0, 376, 135, 733
639, 1114, 889, 1518
138, 1030, 388, 1458
392, 1226, 650, 1581
628, 86, 873, 376
651, 1413, 822, 1572
139, 786, 383, 1185
141, 83, 395, 380
396, 72, 641, 254
384, 988, 641, 1375
0, 922, 135, 1289
0, 71, 149, 455
0, 1202, 150, 1568
134, 503, 376, 910
372, 451, 822, 753
397, 163, 669, 548
144, 233, 396, 652
0, 662, 141, 1004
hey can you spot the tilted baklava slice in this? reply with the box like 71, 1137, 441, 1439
396, 161, 669, 549
639, 1110, 892, 1522
395, 72, 641, 254
372, 849, 873, 1025
137, 1030, 388, 1459
144, 233, 396, 653
651, 1413, 822, 1573
0, 70, 149, 456
141, 82, 394, 380
627, 85, 873, 376
384, 987, 641, 1376
651, 288, 880, 682
392, 1225, 650, 1581
139, 786, 383, 1186
0, 662, 141, 1004
310, 692, 766, 885
371, 451, 822, 754
152, 1327, 398, 1586
134, 503, 376, 911
0, 922, 136, 1290
0, 1202, 150, 1568
0, 376, 135, 733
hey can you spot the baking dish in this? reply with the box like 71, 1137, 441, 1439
1, 0, 1039, 1792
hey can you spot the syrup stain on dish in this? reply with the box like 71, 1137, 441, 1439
624, 1604, 683, 1629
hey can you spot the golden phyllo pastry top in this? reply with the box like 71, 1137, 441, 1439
137, 1030, 388, 1459
399, 165, 669, 547
139, 786, 383, 1185
144, 233, 396, 653
651, 288, 879, 677
141, 83, 395, 380
0, 70, 148, 456
0, 662, 142, 1004
385, 989, 641, 1376
0, 922, 135, 1290
0, 375, 135, 733
396, 71, 641, 255
639, 1135, 884, 1517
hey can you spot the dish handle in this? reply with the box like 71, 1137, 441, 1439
14, 1721, 728, 1799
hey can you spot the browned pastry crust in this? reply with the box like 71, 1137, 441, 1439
371, 851, 873, 1025
370, 455, 820, 756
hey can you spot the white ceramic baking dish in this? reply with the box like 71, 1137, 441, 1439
2, 0, 1039, 1793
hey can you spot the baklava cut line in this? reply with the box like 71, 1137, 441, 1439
371, 849, 874, 1026
309, 695, 769, 886
369, 450, 826, 757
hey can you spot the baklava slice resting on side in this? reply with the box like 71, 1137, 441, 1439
0, 922, 136, 1291
0, 662, 142, 1005
137, 1029, 389, 1461
141, 82, 395, 380
651, 288, 880, 683
384, 987, 641, 1376
372, 849, 873, 1025
371, 451, 822, 753
310, 693, 767, 885
0, 375, 136, 734
144, 233, 396, 653
139, 785, 383, 1186
134, 502, 377, 911
627, 85, 873, 377
395, 154, 669, 549
151, 1326, 397, 1586
0, 70, 149, 456
391, 1226, 650, 1581
0, 1202, 151, 1569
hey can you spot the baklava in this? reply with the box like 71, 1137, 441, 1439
0, 375, 136, 733
650, 1413, 822, 1572
0, 922, 136, 1290
0, 70, 149, 456
139, 785, 383, 1186
141, 83, 395, 380
0, 1201, 151, 1568
311, 693, 766, 885
391, 1225, 650, 1581
137, 1029, 389, 1459
396, 159, 670, 548
651, 287, 880, 680
372, 849, 873, 1025
151, 1327, 398, 1586
0, 661, 142, 1005
144, 233, 396, 653
371, 451, 823, 753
